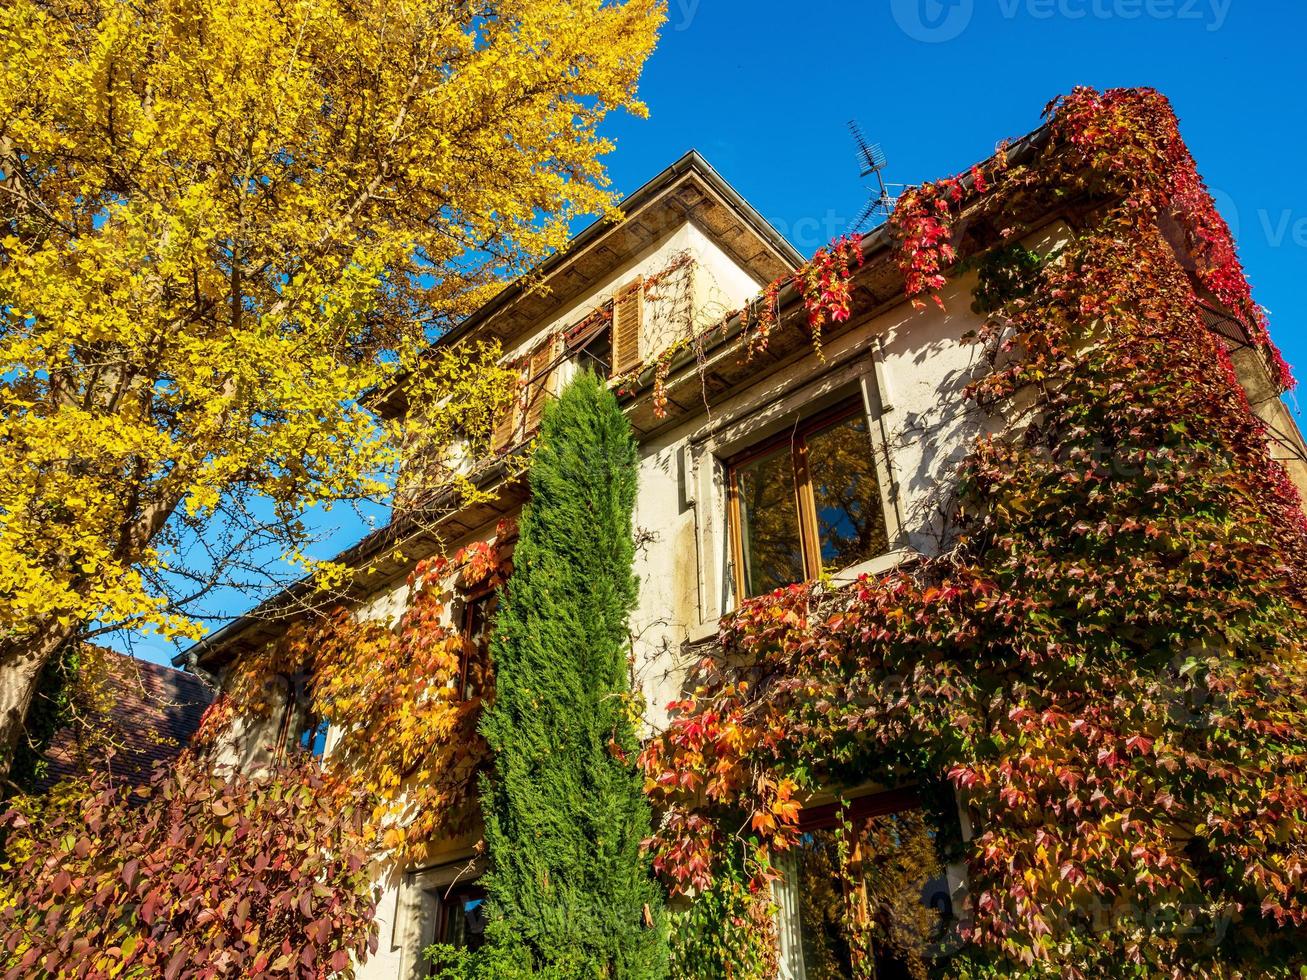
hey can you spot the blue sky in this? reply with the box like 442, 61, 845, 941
601, 0, 1306, 339
124, 0, 1305, 666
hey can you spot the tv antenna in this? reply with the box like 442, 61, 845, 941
848, 120, 896, 232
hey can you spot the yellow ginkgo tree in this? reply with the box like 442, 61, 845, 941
0, 0, 664, 772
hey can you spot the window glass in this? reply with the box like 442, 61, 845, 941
805, 413, 888, 575
580, 324, 613, 377
734, 443, 806, 598
779, 812, 949, 980
730, 400, 888, 600
569, 303, 616, 378
434, 884, 487, 952
298, 717, 328, 758
459, 592, 497, 701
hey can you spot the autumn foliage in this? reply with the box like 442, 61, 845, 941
203, 524, 515, 865
642, 88, 1307, 976
7, 81, 1303, 980
735, 234, 864, 370
0, 754, 377, 979
0, 0, 663, 774
0, 522, 518, 979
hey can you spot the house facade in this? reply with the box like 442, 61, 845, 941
181, 129, 1307, 978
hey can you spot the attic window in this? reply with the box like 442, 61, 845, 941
562, 278, 642, 381
568, 302, 615, 377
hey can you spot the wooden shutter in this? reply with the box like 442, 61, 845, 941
611, 277, 644, 377
491, 369, 524, 453
523, 333, 563, 436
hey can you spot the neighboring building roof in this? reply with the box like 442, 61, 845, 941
37, 647, 214, 791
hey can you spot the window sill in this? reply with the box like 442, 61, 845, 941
824, 547, 921, 588
687, 549, 921, 646
685, 618, 721, 646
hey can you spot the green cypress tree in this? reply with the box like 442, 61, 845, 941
453, 369, 668, 979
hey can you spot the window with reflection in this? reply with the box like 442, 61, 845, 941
458, 590, 497, 702
271, 674, 327, 764
431, 882, 488, 954
732, 442, 807, 596
298, 716, 329, 758
729, 400, 889, 599
773, 795, 954, 980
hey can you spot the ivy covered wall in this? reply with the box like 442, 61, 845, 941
642, 87, 1307, 977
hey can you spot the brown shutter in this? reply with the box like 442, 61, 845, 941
611, 277, 644, 377
491, 369, 524, 453
523, 333, 563, 436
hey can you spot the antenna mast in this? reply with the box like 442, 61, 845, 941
848, 120, 896, 232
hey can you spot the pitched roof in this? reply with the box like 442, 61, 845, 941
36, 647, 214, 791
371, 149, 803, 418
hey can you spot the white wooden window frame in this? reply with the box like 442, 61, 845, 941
393, 857, 486, 979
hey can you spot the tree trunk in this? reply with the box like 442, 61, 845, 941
0, 622, 78, 782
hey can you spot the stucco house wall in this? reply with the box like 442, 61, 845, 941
339, 218, 1002, 978
334, 210, 784, 979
